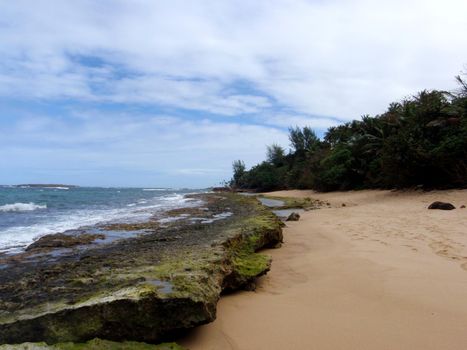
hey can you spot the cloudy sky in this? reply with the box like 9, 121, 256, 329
1, 0, 466, 187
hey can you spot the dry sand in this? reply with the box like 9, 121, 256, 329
179, 189, 467, 350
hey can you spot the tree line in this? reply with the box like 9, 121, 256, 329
231, 74, 467, 192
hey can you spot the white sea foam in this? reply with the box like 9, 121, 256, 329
200, 211, 233, 224
161, 194, 185, 201
0, 207, 141, 254
0, 192, 203, 254
0, 202, 47, 212
0, 210, 117, 254
143, 188, 168, 191
158, 214, 190, 224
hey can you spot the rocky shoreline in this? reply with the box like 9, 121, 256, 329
0, 193, 283, 348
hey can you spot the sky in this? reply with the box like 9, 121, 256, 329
1, 0, 466, 187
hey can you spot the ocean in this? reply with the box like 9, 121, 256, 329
0, 185, 203, 254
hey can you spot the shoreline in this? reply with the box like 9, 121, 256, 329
0, 193, 283, 345
179, 189, 467, 350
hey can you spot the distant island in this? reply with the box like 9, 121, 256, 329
14, 184, 79, 188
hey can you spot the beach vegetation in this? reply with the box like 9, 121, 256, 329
232, 73, 467, 191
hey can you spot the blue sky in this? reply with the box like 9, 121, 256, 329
1, 0, 466, 187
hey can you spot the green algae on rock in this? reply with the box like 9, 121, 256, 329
100, 221, 160, 232
25, 233, 106, 251
258, 195, 324, 210
0, 193, 282, 345
0, 338, 184, 350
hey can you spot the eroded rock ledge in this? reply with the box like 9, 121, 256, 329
0, 193, 283, 346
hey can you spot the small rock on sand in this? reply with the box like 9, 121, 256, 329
428, 201, 456, 210
286, 212, 300, 221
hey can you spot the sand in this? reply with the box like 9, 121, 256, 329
179, 189, 467, 350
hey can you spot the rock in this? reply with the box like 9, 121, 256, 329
0, 193, 283, 345
0, 338, 184, 350
211, 186, 232, 192
342, 203, 346, 207
101, 221, 160, 232
26, 232, 105, 251
0, 338, 185, 349
286, 212, 300, 221
461, 205, 466, 208
428, 201, 456, 210
243, 281, 257, 291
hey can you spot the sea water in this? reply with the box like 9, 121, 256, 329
0, 185, 203, 254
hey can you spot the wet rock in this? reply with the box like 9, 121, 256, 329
428, 201, 456, 210
164, 207, 208, 217
100, 221, 160, 231
211, 187, 232, 192
26, 233, 105, 251
0, 193, 283, 345
0, 338, 185, 349
286, 212, 300, 221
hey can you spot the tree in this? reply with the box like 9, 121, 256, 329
231, 160, 246, 188
455, 70, 467, 96
288, 126, 320, 154
231, 72, 467, 192
266, 144, 286, 166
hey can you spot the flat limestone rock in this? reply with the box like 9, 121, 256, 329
0, 194, 283, 345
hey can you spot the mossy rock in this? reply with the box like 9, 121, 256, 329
100, 222, 160, 231
0, 339, 184, 350
0, 193, 282, 344
258, 195, 323, 210
26, 233, 105, 251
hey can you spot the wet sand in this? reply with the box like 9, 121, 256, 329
180, 189, 467, 350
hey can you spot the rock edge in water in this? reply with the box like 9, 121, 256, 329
0, 193, 283, 345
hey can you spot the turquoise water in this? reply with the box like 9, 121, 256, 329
0, 186, 202, 253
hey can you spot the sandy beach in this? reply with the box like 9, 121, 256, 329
180, 189, 467, 350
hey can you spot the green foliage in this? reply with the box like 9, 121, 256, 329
289, 126, 321, 155
230, 160, 246, 188
266, 143, 286, 166
240, 162, 287, 192
455, 71, 467, 97
315, 146, 354, 191
230, 74, 467, 191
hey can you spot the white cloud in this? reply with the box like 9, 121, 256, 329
0, 0, 466, 119
106, 76, 272, 115
262, 114, 342, 129
0, 113, 289, 186
1, 0, 466, 186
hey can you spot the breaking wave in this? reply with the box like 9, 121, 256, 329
0, 202, 47, 212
